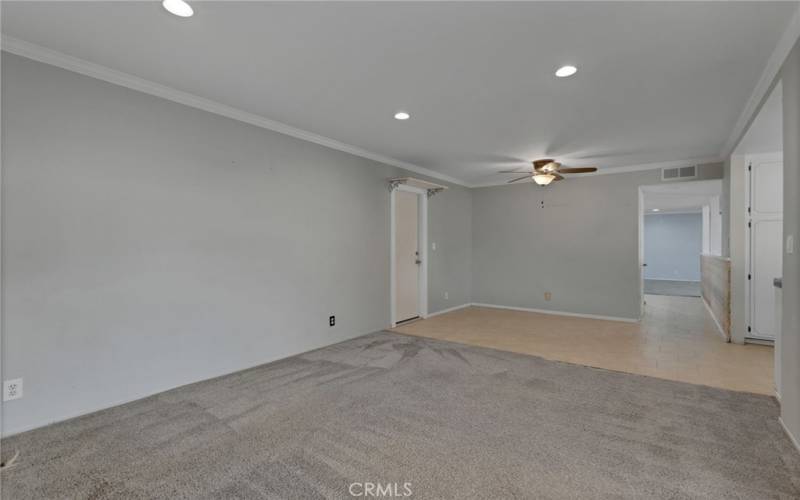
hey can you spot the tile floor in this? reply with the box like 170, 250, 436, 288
393, 294, 774, 395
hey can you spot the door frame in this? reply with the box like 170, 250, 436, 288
744, 151, 783, 342
390, 184, 428, 327
638, 187, 645, 318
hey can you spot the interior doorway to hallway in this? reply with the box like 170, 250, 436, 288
640, 180, 723, 299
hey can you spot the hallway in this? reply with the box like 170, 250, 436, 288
393, 295, 774, 395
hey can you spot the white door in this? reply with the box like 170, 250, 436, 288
395, 190, 420, 323
747, 154, 783, 341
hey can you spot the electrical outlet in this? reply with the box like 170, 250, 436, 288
544, 292, 552, 301
444, 292, 449, 300
3, 378, 23, 401
329, 315, 335, 327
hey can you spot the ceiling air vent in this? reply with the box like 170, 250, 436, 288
661, 165, 697, 182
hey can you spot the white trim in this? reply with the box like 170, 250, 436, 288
390, 189, 397, 327
702, 297, 729, 342
1, 36, 468, 188
469, 157, 722, 188
426, 303, 472, 318
780, 417, 800, 454
471, 302, 639, 323
0, 31, 4, 441
721, 4, 800, 157
638, 187, 646, 319
390, 185, 428, 328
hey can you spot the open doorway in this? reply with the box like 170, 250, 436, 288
640, 180, 723, 298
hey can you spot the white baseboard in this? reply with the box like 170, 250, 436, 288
702, 298, 730, 341
780, 417, 800, 454
426, 303, 471, 318
471, 303, 639, 323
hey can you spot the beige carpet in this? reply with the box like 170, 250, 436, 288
2, 331, 799, 499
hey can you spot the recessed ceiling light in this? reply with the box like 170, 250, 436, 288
555, 65, 578, 78
162, 0, 194, 18
394, 111, 410, 120
652, 208, 660, 212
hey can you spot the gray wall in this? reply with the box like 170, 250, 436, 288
644, 213, 702, 281
428, 188, 472, 312
472, 170, 660, 320
0, 52, 729, 437
471, 165, 723, 320
0, 54, 472, 436
780, 38, 800, 449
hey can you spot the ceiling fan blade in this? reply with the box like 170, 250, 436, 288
533, 159, 555, 169
552, 173, 565, 181
557, 167, 598, 174
499, 170, 532, 174
507, 175, 532, 183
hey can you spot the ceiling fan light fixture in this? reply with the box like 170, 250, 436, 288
533, 173, 556, 186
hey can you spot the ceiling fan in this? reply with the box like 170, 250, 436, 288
501, 159, 598, 186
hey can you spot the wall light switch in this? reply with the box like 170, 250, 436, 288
787, 235, 794, 255
444, 292, 449, 300
432, 242, 437, 251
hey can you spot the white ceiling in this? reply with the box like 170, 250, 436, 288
2, 2, 796, 186
641, 179, 722, 213
735, 81, 783, 155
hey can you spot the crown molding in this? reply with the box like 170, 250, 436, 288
1, 35, 469, 188
720, 2, 800, 158
468, 157, 722, 188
